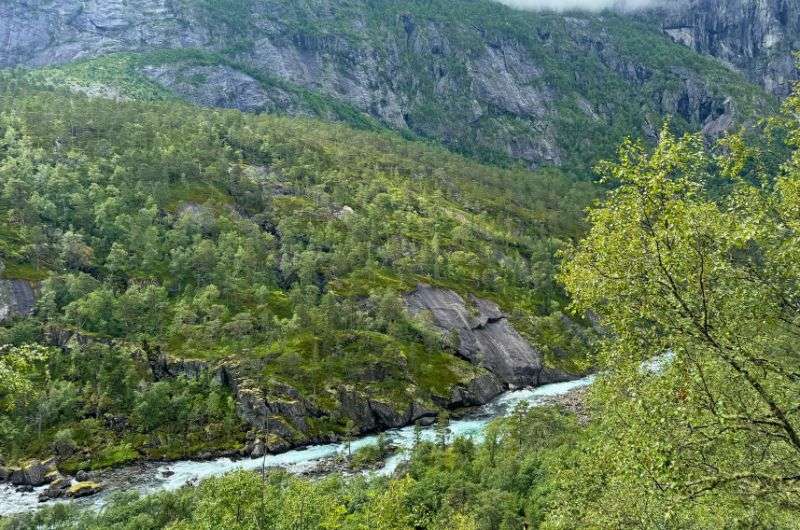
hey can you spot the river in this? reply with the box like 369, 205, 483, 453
0, 375, 594, 517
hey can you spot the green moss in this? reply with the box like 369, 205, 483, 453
329, 267, 416, 297
1, 262, 49, 281
67, 481, 101, 495
91, 444, 139, 470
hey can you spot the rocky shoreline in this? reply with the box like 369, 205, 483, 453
1, 284, 584, 506
0, 459, 102, 504
0, 376, 596, 517
539, 387, 590, 425
145, 284, 578, 458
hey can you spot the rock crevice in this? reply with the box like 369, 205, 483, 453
405, 284, 573, 388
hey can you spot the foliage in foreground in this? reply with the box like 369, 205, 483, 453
550, 97, 800, 525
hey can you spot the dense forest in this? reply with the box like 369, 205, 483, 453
1, 0, 799, 528
0, 74, 595, 471
3, 69, 800, 530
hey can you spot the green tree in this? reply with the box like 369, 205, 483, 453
343, 419, 358, 458
435, 411, 451, 448
554, 123, 800, 526
0, 344, 51, 413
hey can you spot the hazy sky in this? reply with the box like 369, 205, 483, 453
494, 0, 657, 12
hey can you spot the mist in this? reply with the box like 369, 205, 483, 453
494, 0, 657, 12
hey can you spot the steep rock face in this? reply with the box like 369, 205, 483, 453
147, 352, 215, 382
337, 389, 437, 435
143, 345, 503, 454
223, 369, 322, 448
145, 352, 439, 447
650, 0, 800, 97
214, 361, 440, 440
443, 372, 506, 408
405, 284, 571, 387
140, 65, 275, 113
0, 279, 37, 323
0, 0, 210, 67
0, 0, 764, 168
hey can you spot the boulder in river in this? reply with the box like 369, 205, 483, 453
66, 481, 102, 499
38, 474, 72, 502
9, 459, 57, 487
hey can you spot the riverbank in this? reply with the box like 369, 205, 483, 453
0, 376, 594, 517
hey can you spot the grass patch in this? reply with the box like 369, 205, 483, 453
1, 262, 49, 281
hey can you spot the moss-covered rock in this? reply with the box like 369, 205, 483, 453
66, 481, 102, 499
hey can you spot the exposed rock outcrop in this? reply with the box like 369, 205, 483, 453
147, 352, 216, 383
143, 347, 486, 455
648, 0, 800, 97
445, 372, 505, 408
405, 284, 573, 388
222, 365, 322, 447
65, 481, 102, 499
37, 473, 72, 502
0, 0, 770, 168
141, 64, 284, 113
337, 389, 437, 434
540, 387, 590, 426
0, 279, 37, 323
8, 459, 57, 487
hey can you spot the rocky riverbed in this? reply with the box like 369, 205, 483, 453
0, 376, 594, 517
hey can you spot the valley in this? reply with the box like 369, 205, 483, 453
1, 1, 799, 528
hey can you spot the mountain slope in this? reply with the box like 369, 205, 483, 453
650, 0, 800, 98
0, 77, 595, 468
1, 0, 774, 169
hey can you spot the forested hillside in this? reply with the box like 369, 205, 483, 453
1, 0, 798, 528
0, 75, 595, 471
6, 66, 799, 530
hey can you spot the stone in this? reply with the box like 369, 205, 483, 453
250, 439, 266, 458
647, 0, 800, 97
417, 416, 436, 427
141, 65, 275, 113
264, 434, 291, 454
220, 363, 320, 439
334, 205, 355, 220
66, 481, 102, 499
0, 279, 36, 323
406, 284, 564, 387
75, 470, 90, 482
447, 372, 505, 408
147, 352, 213, 382
38, 474, 72, 502
9, 459, 57, 487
